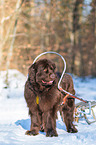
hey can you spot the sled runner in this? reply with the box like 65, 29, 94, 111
75, 101, 96, 124
33, 51, 96, 125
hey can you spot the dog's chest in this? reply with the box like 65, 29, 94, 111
37, 89, 60, 112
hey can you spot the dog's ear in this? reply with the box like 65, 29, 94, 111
28, 63, 36, 84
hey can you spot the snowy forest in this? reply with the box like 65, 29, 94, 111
0, 1, 96, 145
0, 0, 96, 76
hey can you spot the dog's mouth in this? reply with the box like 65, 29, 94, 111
42, 80, 54, 85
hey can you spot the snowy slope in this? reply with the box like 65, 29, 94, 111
0, 70, 96, 145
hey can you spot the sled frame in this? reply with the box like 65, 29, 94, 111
75, 101, 96, 124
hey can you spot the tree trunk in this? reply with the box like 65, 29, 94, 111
0, 0, 4, 66
5, 0, 24, 86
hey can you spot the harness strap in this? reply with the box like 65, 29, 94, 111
59, 87, 88, 105
62, 94, 69, 104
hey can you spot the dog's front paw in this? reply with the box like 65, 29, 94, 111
67, 125, 78, 133
46, 129, 58, 137
25, 130, 39, 136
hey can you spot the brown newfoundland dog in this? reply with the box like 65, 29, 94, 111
24, 59, 78, 137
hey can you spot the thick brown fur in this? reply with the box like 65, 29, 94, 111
24, 59, 78, 137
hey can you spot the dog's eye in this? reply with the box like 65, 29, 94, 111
50, 67, 53, 70
44, 68, 48, 73
44, 68, 47, 72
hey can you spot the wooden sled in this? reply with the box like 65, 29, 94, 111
75, 101, 96, 124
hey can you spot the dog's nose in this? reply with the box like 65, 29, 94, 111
50, 73, 55, 79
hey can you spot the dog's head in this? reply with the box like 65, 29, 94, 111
28, 59, 57, 89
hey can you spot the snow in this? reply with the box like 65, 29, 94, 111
0, 69, 96, 145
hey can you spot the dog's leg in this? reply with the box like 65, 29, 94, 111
25, 110, 41, 136
62, 98, 78, 133
43, 110, 58, 137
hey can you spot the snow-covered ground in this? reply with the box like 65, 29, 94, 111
0, 69, 96, 145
